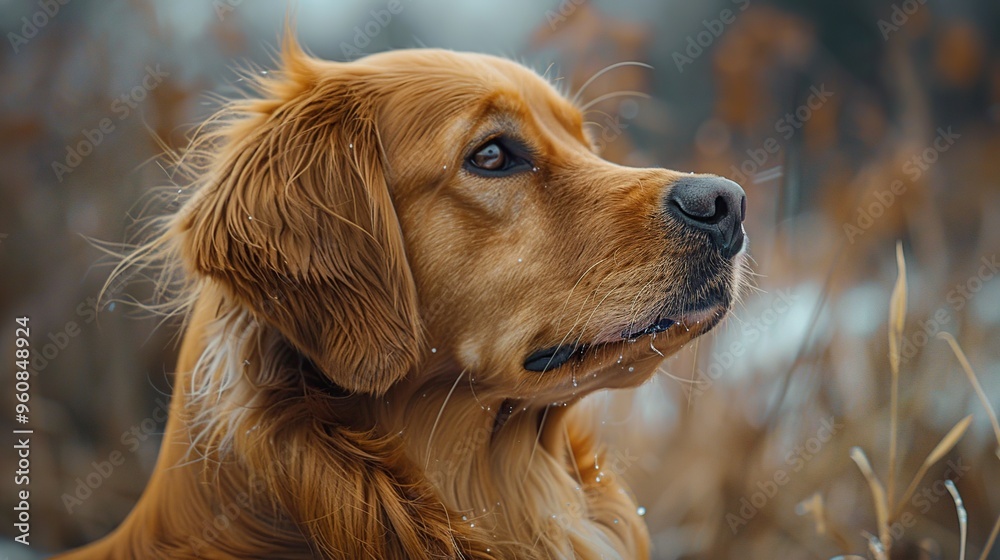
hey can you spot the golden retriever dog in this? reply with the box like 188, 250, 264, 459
58, 36, 748, 559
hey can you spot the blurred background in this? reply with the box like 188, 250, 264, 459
1, 0, 998, 558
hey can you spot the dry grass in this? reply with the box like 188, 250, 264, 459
605, 240, 1000, 558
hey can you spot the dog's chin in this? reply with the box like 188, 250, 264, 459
517, 301, 730, 403
523, 298, 729, 369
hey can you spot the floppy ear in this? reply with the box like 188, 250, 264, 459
177, 43, 420, 395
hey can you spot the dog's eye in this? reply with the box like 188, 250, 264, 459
471, 142, 505, 170
465, 139, 532, 177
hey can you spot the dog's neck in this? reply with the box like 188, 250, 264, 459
369, 375, 647, 558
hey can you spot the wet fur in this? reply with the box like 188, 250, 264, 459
58, 37, 747, 559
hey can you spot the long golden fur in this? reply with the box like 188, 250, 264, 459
58, 36, 749, 559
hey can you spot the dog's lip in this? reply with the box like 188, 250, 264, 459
620, 305, 726, 340
524, 305, 726, 372
523, 343, 579, 372
522, 305, 726, 372
621, 316, 676, 340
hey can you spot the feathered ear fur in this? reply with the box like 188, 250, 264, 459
177, 39, 420, 395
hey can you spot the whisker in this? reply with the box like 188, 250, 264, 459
579, 90, 651, 114
523, 405, 550, 482
552, 258, 608, 342
541, 61, 556, 80
583, 107, 616, 119
649, 336, 664, 357
575, 284, 626, 342
424, 368, 466, 470
686, 338, 702, 410
571, 61, 653, 105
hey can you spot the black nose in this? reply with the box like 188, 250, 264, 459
664, 176, 747, 258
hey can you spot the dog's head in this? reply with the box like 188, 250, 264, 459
177, 40, 748, 403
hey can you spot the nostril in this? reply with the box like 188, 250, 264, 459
674, 195, 728, 225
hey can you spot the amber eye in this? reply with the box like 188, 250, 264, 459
464, 137, 532, 177
471, 142, 506, 171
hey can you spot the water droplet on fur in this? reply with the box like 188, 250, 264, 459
462, 515, 467, 521
470, 523, 475, 528
532, 167, 539, 172
637, 506, 646, 516
628, 366, 634, 372
431, 347, 437, 353
260, 70, 268, 75
243, 359, 250, 366
627, 338, 637, 343
108, 302, 116, 311
443, 165, 447, 170
595, 476, 601, 482
517, 258, 523, 263
571, 373, 578, 387
613, 518, 619, 524
349, 143, 353, 149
